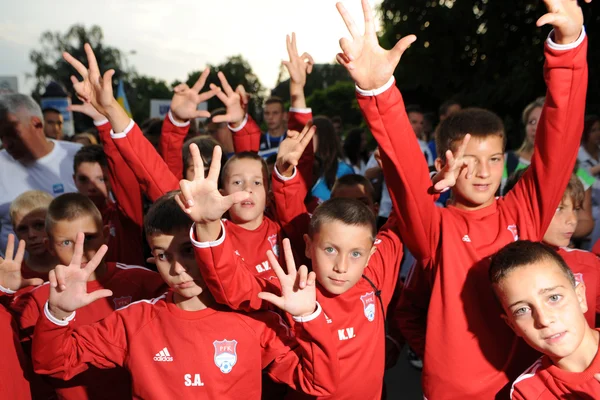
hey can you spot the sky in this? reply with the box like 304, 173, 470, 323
0, 0, 382, 96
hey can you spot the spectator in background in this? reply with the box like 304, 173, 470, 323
42, 107, 64, 141
72, 132, 98, 146
343, 127, 370, 175
0, 93, 81, 257
429, 99, 462, 160
331, 115, 343, 136
260, 96, 288, 157
406, 105, 434, 166
311, 116, 353, 201
578, 115, 600, 248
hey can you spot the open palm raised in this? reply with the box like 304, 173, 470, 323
335, 0, 416, 91
48, 233, 112, 320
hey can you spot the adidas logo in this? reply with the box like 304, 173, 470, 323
154, 347, 173, 362
462, 235, 471, 243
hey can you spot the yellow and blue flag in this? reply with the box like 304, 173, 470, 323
116, 79, 132, 118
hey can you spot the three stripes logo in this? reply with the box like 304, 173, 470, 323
154, 347, 173, 362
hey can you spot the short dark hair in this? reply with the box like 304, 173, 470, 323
265, 97, 285, 112
46, 192, 103, 235
221, 152, 269, 189
439, 99, 461, 117
436, 108, 505, 163
582, 115, 600, 147
74, 145, 107, 173
504, 168, 584, 209
331, 174, 378, 204
331, 116, 342, 125
489, 240, 576, 287
209, 108, 227, 125
309, 197, 376, 240
182, 135, 227, 172
144, 191, 192, 237
42, 107, 61, 115
406, 105, 424, 115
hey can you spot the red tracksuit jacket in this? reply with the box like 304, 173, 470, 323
510, 330, 600, 399
0, 304, 32, 399
13, 262, 166, 400
95, 120, 145, 265
358, 31, 588, 399
192, 212, 403, 399
32, 291, 338, 400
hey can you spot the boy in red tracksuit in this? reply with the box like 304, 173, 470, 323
9, 190, 57, 282
70, 102, 146, 266
12, 193, 165, 400
31, 192, 338, 400
184, 139, 403, 399
489, 241, 600, 399
335, 0, 589, 398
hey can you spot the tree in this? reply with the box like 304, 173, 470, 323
185, 55, 265, 123
271, 63, 353, 101
378, 0, 600, 149
306, 81, 363, 128
29, 24, 131, 132
124, 75, 172, 123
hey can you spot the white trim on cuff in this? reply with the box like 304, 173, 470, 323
228, 114, 248, 133
189, 221, 227, 249
292, 302, 322, 323
355, 76, 396, 97
110, 119, 135, 139
168, 110, 191, 127
44, 301, 75, 327
93, 118, 109, 127
274, 165, 297, 181
0, 284, 16, 295
289, 107, 312, 114
547, 27, 586, 51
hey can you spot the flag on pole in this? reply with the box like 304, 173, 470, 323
116, 79, 132, 118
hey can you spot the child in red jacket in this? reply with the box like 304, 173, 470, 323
336, 0, 589, 398
490, 241, 600, 399
31, 192, 338, 400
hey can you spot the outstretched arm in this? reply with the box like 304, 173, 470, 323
336, 0, 440, 261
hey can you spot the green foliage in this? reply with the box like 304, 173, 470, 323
271, 63, 353, 100
185, 55, 265, 122
379, 0, 600, 149
29, 24, 130, 132
124, 75, 172, 123
306, 81, 363, 127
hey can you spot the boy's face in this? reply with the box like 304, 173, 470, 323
304, 220, 376, 295
452, 135, 504, 210
74, 162, 110, 207
494, 260, 588, 360
408, 111, 424, 139
543, 195, 578, 248
331, 184, 377, 215
185, 160, 209, 181
13, 209, 48, 256
48, 215, 107, 267
525, 107, 542, 146
148, 229, 206, 298
222, 158, 267, 225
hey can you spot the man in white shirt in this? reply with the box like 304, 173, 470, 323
0, 94, 81, 256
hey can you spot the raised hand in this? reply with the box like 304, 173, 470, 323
430, 134, 474, 193
276, 123, 316, 177
537, 0, 591, 45
210, 72, 246, 126
176, 144, 250, 223
69, 102, 105, 122
257, 239, 317, 317
282, 33, 314, 88
63, 44, 116, 117
0, 234, 44, 291
170, 68, 216, 123
336, 0, 416, 90
48, 233, 112, 320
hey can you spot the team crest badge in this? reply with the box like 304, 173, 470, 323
267, 234, 279, 257
360, 292, 376, 322
213, 339, 238, 374
113, 296, 132, 309
507, 225, 519, 241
